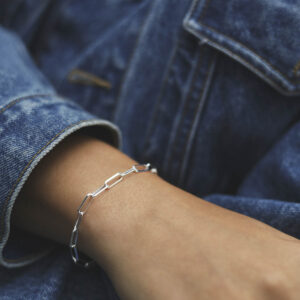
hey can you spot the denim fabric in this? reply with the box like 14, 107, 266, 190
0, 0, 300, 299
0, 25, 122, 265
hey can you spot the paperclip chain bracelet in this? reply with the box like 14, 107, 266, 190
70, 163, 157, 268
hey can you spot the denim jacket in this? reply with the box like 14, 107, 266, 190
0, 0, 299, 299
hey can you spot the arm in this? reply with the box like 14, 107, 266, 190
0, 11, 299, 299
13, 133, 300, 300
0, 26, 120, 267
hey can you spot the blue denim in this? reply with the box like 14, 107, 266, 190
0, 0, 299, 298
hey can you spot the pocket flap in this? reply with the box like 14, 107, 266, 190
183, 0, 300, 95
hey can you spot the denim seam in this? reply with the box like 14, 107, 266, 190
198, 0, 211, 20
141, 37, 181, 155
183, 0, 300, 96
195, 0, 300, 85
163, 46, 204, 175
0, 93, 55, 113
179, 53, 217, 185
112, 0, 155, 122
184, 23, 300, 96
173, 51, 212, 176
196, 22, 300, 85
4, 247, 55, 265
188, 0, 205, 20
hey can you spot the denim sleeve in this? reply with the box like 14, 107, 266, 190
204, 120, 300, 238
0, 27, 121, 268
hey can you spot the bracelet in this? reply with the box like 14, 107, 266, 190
70, 163, 157, 268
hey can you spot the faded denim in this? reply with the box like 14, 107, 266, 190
0, 0, 300, 299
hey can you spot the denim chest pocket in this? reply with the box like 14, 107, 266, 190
183, 0, 300, 96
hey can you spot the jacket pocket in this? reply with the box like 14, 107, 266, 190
183, 0, 300, 96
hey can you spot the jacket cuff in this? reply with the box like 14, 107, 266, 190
0, 94, 121, 268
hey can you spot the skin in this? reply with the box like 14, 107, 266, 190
12, 133, 300, 300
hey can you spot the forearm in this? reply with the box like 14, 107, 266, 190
11, 133, 300, 300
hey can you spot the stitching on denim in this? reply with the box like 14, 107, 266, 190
293, 61, 300, 76
199, 0, 211, 20
176, 51, 213, 165
0, 94, 54, 115
199, 36, 300, 95
193, 0, 300, 86
163, 47, 204, 174
161, 43, 203, 173
141, 37, 182, 155
198, 23, 300, 85
189, 0, 202, 18
163, 48, 203, 172
179, 54, 217, 186
4, 248, 54, 263
112, 0, 155, 122
0, 119, 89, 243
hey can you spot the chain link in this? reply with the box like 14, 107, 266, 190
70, 163, 157, 268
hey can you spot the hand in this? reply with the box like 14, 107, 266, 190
85, 172, 300, 300
13, 134, 300, 300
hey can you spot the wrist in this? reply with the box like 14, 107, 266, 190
80, 169, 163, 269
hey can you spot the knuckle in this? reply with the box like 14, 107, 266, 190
260, 270, 292, 300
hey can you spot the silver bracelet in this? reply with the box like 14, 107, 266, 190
70, 163, 157, 268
